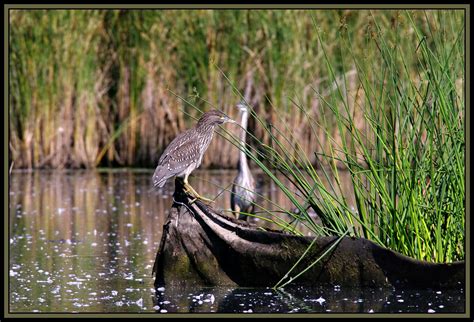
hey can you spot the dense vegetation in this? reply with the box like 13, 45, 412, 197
9, 9, 465, 262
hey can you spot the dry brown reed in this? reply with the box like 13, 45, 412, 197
9, 10, 457, 169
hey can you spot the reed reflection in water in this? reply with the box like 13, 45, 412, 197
8, 169, 355, 313
8, 170, 465, 313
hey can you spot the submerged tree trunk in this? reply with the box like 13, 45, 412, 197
153, 178, 464, 289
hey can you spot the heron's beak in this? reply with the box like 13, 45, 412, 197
227, 118, 238, 124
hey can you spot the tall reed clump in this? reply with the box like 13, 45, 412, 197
323, 10, 465, 263
10, 9, 388, 169
223, 10, 465, 264
9, 10, 109, 168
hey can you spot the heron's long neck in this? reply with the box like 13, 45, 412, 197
239, 110, 250, 173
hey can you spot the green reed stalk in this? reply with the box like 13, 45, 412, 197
212, 10, 464, 264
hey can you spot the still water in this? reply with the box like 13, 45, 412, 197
8, 169, 465, 314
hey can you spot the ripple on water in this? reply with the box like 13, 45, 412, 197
8, 171, 466, 314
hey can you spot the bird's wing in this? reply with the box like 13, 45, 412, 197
155, 129, 202, 175
153, 130, 193, 188
158, 129, 193, 164
163, 138, 202, 173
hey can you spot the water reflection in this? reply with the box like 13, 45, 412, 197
8, 170, 465, 314
9, 170, 164, 312
154, 285, 465, 314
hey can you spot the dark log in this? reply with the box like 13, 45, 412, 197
153, 178, 464, 289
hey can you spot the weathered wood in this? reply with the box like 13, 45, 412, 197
153, 178, 465, 289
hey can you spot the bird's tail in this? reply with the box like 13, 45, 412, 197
152, 166, 168, 189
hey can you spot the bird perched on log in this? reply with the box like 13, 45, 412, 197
153, 109, 236, 202
231, 101, 256, 220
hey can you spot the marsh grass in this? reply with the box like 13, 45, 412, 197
10, 9, 440, 170
9, 9, 464, 264
210, 10, 465, 264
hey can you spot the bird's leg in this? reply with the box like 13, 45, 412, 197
183, 175, 214, 204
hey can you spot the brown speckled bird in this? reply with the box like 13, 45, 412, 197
152, 110, 236, 202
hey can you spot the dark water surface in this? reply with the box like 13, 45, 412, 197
8, 170, 465, 314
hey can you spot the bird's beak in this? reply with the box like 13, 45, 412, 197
227, 118, 237, 124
